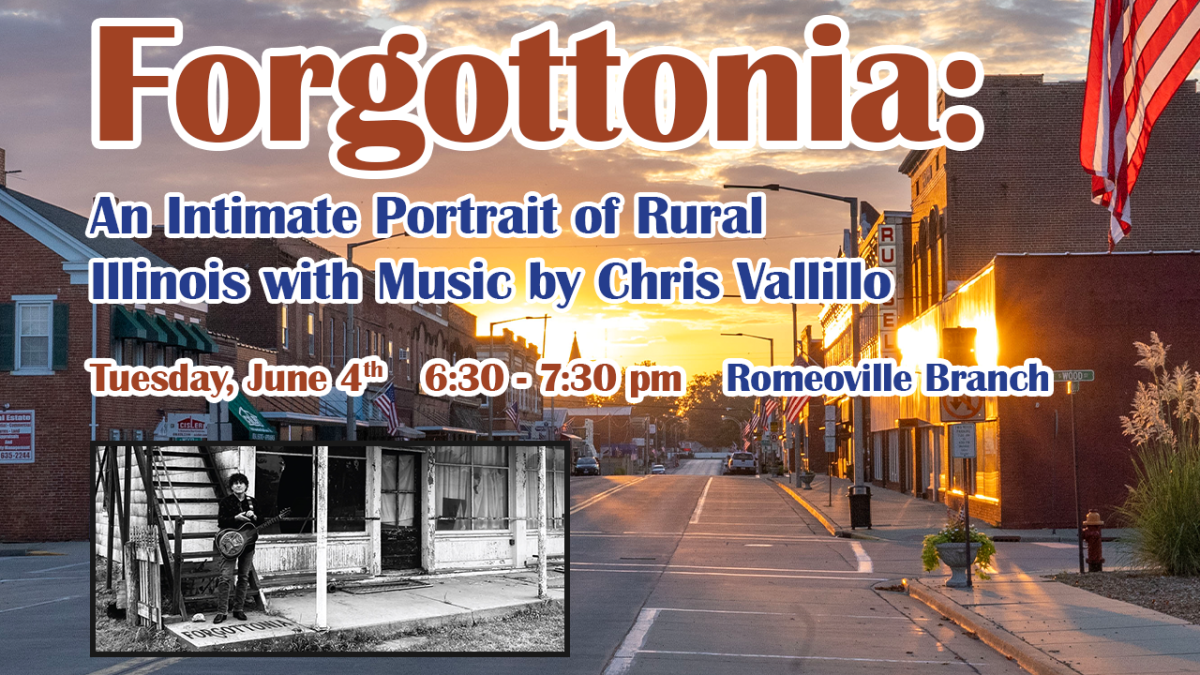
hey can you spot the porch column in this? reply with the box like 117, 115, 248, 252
366, 446, 381, 576
315, 445, 328, 630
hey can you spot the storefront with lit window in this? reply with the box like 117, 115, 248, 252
869, 252, 1200, 528
212, 443, 566, 577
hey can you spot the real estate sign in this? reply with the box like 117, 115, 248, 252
0, 410, 35, 464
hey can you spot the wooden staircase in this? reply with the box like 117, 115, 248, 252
146, 447, 257, 613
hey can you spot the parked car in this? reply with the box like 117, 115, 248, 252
573, 456, 601, 476
650, 464, 666, 475
725, 452, 758, 475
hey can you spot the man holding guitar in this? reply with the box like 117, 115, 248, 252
215, 473, 257, 624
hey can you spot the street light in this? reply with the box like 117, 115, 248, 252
720, 332, 774, 366
721, 415, 747, 451
487, 315, 546, 439
723, 182, 867, 500
344, 235, 408, 440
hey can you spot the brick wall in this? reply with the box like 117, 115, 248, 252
0, 222, 206, 541
946, 75, 1200, 284
995, 253, 1200, 528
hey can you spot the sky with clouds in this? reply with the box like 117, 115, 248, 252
0, 0, 1110, 375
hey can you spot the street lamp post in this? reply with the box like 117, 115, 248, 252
487, 316, 545, 439
345, 235, 408, 441
724, 183, 867, 496
721, 332, 774, 467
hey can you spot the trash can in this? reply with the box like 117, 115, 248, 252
847, 486, 872, 529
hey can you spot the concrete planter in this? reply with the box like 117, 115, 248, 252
936, 542, 982, 588
797, 472, 816, 490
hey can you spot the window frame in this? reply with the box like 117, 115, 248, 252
13, 296, 55, 375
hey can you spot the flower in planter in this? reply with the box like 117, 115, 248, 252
921, 521, 997, 580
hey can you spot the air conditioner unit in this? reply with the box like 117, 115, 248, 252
396, 348, 410, 361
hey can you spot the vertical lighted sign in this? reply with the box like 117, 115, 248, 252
877, 221, 900, 360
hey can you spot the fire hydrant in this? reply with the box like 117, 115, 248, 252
1083, 510, 1105, 573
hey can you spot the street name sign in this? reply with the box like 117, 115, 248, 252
1054, 370, 1094, 382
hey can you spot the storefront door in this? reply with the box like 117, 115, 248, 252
381, 450, 421, 570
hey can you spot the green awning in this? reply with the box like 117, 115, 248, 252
134, 310, 169, 343
112, 306, 147, 340
153, 315, 191, 348
229, 392, 276, 440
181, 322, 218, 354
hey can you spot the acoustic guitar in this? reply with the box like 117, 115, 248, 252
213, 508, 291, 559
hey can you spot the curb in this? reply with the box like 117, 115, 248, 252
770, 478, 883, 540
907, 579, 1077, 675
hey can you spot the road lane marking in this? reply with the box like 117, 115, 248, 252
649, 607, 912, 620
688, 477, 712, 524
570, 477, 649, 514
637, 649, 984, 666
0, 576, 89, 582
575, 533, 830, 542
602, 608, 659, 675
123, 658, 185, 675
84, 658, 159, 675
573, 569, 887, 581
573, 561, 880, 574
29, 561, 89, 573
850, 541, 873, 573
0, 595, 84, 613
744, 544, 772, 547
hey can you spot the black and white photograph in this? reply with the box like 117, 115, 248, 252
90, 442, 567, 654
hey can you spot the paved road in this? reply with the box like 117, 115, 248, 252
5, 475, 1085, 674
669, 459, 724, 475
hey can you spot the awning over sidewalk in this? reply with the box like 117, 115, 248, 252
229, 392, 277, 440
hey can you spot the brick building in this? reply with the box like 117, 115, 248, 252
899, 75, 1200, 314
816, 75, 1200, 527
141, 234, 483, 439
0, 181, 215, 541
877, 253, 1200, 527
477, 328, 545, 437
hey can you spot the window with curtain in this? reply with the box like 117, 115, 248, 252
280, 306, 289, 348
435, 446, 509, 530
525, 447, 565, 530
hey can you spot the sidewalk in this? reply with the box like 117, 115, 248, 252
910, 575, 1200, 675
167, 569, 563, 650
771, 475, 1200, 674
773, 474, 1130, 543
269, 569, 563, 633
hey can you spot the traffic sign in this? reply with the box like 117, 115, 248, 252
940, 395, 985, 423
950, 423, 976, 459
1054, 370, 1094, 382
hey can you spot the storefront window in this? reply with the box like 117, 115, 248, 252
525, 447, 565, 530
254, 446, 366, 534
435, 446, 509, 530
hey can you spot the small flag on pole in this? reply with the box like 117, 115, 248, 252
506, 401, 520, 429
762, 397, 779, 421
1081, 0, 1200, 248
373, 383, 400, 436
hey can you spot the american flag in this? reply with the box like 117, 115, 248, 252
762, 397, 779, 421
372, 383, 400, 436
784, 395, 809, 424
1081, 0, 1200, 248
506, 401, 520, 429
